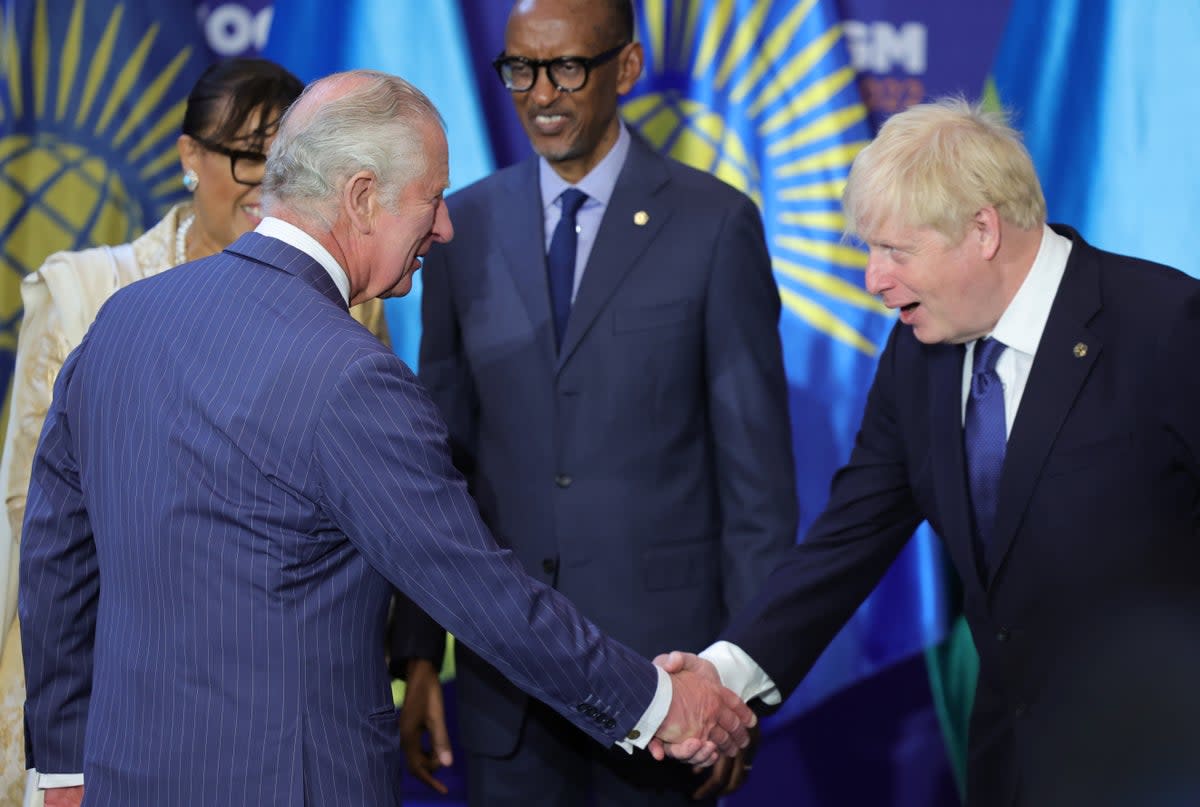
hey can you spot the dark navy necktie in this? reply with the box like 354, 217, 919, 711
964, 337, 1007, 573
547, 188, 587, 348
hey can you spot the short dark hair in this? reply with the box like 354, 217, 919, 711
605, 0, 635, 43
182, 58, 304, 149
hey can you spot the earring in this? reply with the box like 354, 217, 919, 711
182, 169, 199, 193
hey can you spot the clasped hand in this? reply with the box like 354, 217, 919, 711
648, 650, 755, 769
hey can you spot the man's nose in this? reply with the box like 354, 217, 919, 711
864, 252, 888, 295
529, 66, 559, 106
434, 200, 454, 243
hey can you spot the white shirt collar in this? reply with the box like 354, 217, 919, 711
255, 216, 350, 305
990, 224, 1073, 359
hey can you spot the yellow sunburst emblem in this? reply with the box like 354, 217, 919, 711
0, 0, 201, 354
624, 0, 893, 356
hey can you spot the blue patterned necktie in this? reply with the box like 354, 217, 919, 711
546, 188, 587, 348
964, 337, 1007, 573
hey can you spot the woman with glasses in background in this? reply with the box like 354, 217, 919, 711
0, 57, 391, 807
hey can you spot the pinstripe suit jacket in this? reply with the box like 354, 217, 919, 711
19, 233, 657, 806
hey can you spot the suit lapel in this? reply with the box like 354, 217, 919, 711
987, 230, 1102, 586
928, 342, 988, 591
225, 232, 347, 310
494, 159, 559, 369
556, 138, 672, 371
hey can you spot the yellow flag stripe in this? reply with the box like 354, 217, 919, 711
747, 26, 841, 117
730, 0, 818, 103
681, 0, 704, 69
3, 17, 24, 119
130, 96, 188, 163
775, 141, 866, 178
780, 288, 879, 356
114, 47, 190, 147
777, 210, 845, 231
775, 234, 868, 269
778, 180, 845, 202
643, 0, 665, 75
759, 67, 856, 137
775, 257, 890, 314
768, 106, 867, 156
55, 0, 86, 122
714, 0, 771, 89
692, 0, 733, 80
33, 0, 50, 119
76, 6, 124, 127
96, 22, 158, 135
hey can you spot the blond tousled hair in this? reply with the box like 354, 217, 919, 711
842, 96, 1047, 242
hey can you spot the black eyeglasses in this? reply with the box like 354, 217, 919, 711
493, 43, 628, 93
186, 133, 268, 186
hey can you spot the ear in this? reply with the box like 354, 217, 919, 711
616, 42, 644, 96
177, 134, 200, 174
974, 206, 1002, 260
343, 170, 378, 235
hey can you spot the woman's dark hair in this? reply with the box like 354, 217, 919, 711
181, 58, 304, 150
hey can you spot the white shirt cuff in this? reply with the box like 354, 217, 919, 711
615, 663, 671, 753
700, 640, 781, 705
36, 769, 84, 788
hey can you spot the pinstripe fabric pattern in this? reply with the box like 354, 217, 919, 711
19, 233, 657, 806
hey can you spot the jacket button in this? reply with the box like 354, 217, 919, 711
996, 628, 1010, 642
1014, 703, 1027, 718
542, 558, 558, 574
555, 474, 573, 488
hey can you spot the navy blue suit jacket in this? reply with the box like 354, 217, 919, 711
724, 227, 1200, 806
19, 233, 657, 806
420, 135, 798, 755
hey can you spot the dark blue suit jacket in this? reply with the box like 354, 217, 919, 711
19, 233, 658, 806
420, 135, 798, 756
724, 226, 1200, 806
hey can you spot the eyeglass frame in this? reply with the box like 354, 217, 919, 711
185, 132, 269, 187
492, 42, 629, 93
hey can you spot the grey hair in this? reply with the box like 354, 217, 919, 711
262, 70, 445, 229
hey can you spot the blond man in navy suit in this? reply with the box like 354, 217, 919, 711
660, 97, 1200, 807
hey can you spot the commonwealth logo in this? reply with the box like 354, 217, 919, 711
623, 0, 893, 357
0, 0, 205, 360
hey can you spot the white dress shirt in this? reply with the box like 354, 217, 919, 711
255, 217, 351, 305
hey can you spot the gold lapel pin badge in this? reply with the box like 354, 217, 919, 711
1073, 342, 1088, 358
633, 210, 649, 226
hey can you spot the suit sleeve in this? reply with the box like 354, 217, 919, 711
418, 244, 479, 476
721, 323, 924, 699
704, 194, 799, 613
19, 346, 98, 774
311, 353, 657, 746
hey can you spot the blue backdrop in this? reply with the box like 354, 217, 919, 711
6, 2, 1197, 805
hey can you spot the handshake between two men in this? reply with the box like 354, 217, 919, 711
648, 651, 752, 768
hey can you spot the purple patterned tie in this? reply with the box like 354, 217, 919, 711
964, 337, 1007, 573
547, 189, 587, 348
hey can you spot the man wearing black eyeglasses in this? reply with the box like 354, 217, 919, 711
419, 1, 797, 805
